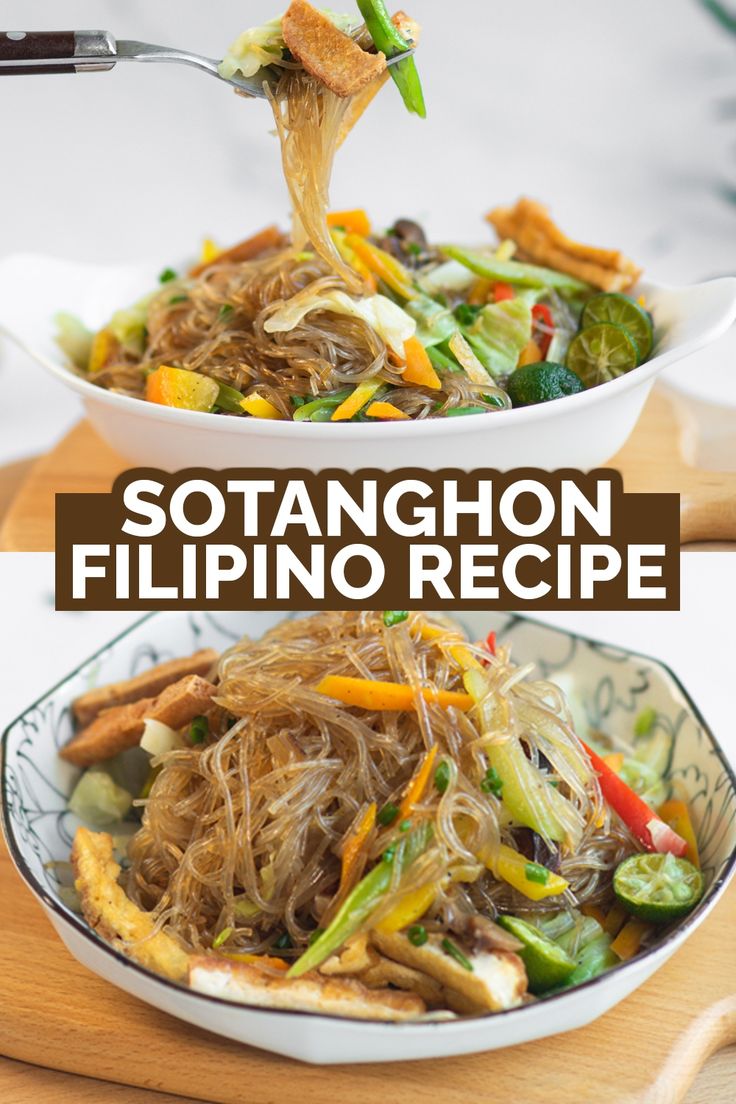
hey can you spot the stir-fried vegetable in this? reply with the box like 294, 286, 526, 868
288, 821, 433, 976
582, 742, 688, 856
316, 675, 473, 712
356, 0, 426, 117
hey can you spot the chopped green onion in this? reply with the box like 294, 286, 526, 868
213, 927, 233, 949
434, 760, 451, 794
453, 303, 481, 326
406, 242, 423, 257
189, 715, 209, 745
159, 267, 178, 284
399, 818, 412, 832
525, 862, 550, 885
215, 381, 245, 413
218, 303, 234, 320
408, 924, 428, 946
480, 766, 503, 797
635, 707, 657, 738
308, 927, 325, 946
441, 937, 473, 971
383, 610, 408, 627
274, 931, 293, 950
291, 395, 308, 408
444, 405, 488, 417
382, 845, 397, 864
378, 802, 400, 827
169, 294, 188, 305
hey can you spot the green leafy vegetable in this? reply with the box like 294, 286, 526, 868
383, 610, 409, 627
54, 312, 94, 370
464, 299, 533, 379
68, 768, 133, 828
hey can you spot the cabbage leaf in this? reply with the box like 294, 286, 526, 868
465, 299, 533, 378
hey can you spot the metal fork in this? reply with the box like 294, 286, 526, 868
0, 30, 414, 97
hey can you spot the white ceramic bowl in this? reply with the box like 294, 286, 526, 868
3, 610, 735, 1064
0, 253, 735, 471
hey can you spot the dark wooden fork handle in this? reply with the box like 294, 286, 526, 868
0, 30, 76, 74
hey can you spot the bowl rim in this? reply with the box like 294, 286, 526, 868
2, 609, 736, 1033
28, 273, 736, 440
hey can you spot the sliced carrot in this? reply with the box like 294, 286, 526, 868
190, 225, 283, 276
399, 746, 439, 819
221, 953, 289, 971
603, 900, 628, 937
327, 209, 371, 236
581, 903, 607, 927
658, 799, 699, 867
467, 278, 494, 306
602, 752, 625, 773
339, 802, 377, 894
365, 401, 410, 420
344, 234, 416, 300
518, 339, 542, 367
331, 379, 382, 421
240, 394, 284, 420
315, 675, 473, 714
401, 336, 441, 390
610, 918, 651, 961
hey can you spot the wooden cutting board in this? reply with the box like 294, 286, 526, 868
0, 835, 734, 1104
2, 387, 736, 552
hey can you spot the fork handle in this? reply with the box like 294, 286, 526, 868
0, 30, 115, 74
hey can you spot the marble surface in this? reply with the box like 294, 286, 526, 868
0, 0, 735, 464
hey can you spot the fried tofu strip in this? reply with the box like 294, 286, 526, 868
488, 197, 642, 292
72, 827, 189, 982
60, 675, 216, 767
282, 0, 387, 98
189, 225, 286, 278
337, 12, 421, 147
189, 956, 426, 1021
361, 953, 446, 1007
72, 649, 218, 727
372, 929, 527, 1013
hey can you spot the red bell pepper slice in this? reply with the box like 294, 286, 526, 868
582, 741, 687, 856
485, 631, 497, 656
493, 282, 514, 302
531, 303, 554, 359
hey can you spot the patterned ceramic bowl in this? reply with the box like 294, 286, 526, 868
2, 611, 735, 1064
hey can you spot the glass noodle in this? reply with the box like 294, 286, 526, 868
126, 611, 635, 957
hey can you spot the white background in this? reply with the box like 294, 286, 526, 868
0, 0, 735, 464
1, 553, 734, 768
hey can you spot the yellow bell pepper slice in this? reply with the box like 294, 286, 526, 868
482, 843, 569, 901
418, 620, 483, 672
344, 233, 417, 300
330, 230, 377, 291
331, 379, 382, 421
374, 881, 438, 934
200, 238, 221, 265
658, 799, 699, 867
240, 394, 284, 420
88, 328, 118, 373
